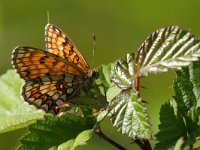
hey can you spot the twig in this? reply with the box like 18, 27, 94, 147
134, 138, 152, 150
95, 125, 127, 150
190, 144, 193, 149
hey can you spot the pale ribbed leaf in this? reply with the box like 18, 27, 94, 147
108, 90, 151, 139
111, 53, 135, 89
135, 26, 200, 76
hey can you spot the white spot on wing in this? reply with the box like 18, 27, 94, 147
60, 94, 66, 100
56, 99, 63, 106
52, 93, 60, 100
40, 89, 49, 94
47, 90, 56, 96
59, 46, 64, 51
27, 97, 35, 102
41, 77, 50, 82
25, 86, 32, 91
64, 75, 73, 82
67, 83, 72, 87
67, 88, 73, 94
41, 104, 48, 111
25, 91, 31, 98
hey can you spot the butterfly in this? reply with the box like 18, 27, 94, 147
12, 24, 98, 115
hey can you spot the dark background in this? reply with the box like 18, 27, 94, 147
0, 0, 200, 149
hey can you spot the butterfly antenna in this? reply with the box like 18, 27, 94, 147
47, 11, 50, 23
92, 33, 96, 67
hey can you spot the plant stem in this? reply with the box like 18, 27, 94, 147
135, 74, 141, 95
133, 75, 152, 150
95, 125, 127, 150
190, 144, 193, 149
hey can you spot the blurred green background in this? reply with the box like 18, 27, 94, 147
0, 0, 200, 149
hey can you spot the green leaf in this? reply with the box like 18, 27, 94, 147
94, 63, 115, 106
97, 109, 108, 122
106, 83, 122, 102
174, 68, 197, 114
0, 70, 44, 134
174, 61, 200, 115
95, 63, 114, 90
156, 61, 200, 149
189, 61, 200, 107
18, 114, 96, 150
111, 53, 135, 89
57, 129, 93, 150
155, 99, 187, 150
185, 107, 200, 144
71, 129, 93, 149
135, 26, 200, 76
108, 90, 151, 139
57, 140, 74, 150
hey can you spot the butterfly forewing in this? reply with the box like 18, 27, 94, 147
45, 24, 91, 73
12, 46, 85, 80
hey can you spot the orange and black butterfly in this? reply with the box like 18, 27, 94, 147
12, 24, 98, 114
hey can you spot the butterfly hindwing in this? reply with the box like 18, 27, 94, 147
23, 75, 84, 114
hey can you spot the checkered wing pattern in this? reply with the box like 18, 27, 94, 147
45, 24, 90, 73
12, 24, 96, 115
23, 75, 83, 114
12, 46, 85, 80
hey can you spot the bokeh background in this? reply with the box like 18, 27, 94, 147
0, 0, 200, 149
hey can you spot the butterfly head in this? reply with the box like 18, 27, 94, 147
91, 69, 99, 79
87, 69, 98, 80
82, 69, 98, 91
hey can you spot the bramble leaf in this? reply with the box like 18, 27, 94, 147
57, 129, 93, 150
174, 61, 200, 114
106, 83, 122, 102
0, 70, 44, 134
155, 100, 187, 150
156, 61, 200, 149
135, 26, 200, 76
111, 53, 135, 89
184, 107, 200, 143
18, 114, 96, 150
108, 90, 151, 139
95, 63, 114, 90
